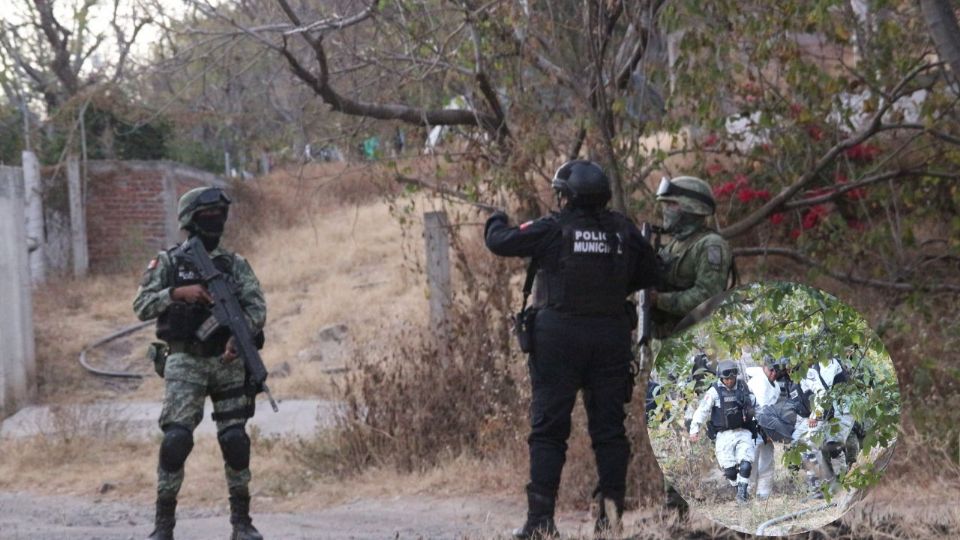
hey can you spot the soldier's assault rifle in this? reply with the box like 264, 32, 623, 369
181, 235, 279, 413
636, 223, 657, 373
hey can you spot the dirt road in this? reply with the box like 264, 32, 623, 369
0, 491, 609, 540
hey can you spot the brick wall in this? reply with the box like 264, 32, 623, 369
81, 161, 226, 273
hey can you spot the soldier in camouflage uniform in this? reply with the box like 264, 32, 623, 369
134, 187, 266, 540
650, 176, 732, 338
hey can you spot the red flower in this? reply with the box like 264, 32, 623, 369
706, 162, 724, 176
806, 125, 825, 141
846, 187, 866, 200
790, 229, 802, 240
802, 205, 829, 229
789, 103, 804, 118
703, 133, 719, 147
737, 189, 756, 203
845, 144, 881, 162
754, 189, 772, 201
714, 182, 737, 198
846, 219, 867, 231
770, 213, 785, 225
733, 173, 750, 186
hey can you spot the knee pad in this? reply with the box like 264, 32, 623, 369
159, 424, 194, 473
824, 441, 844, 459
217, 425, 250, 471
723, 466, 738, 482
739, 460, 752, 479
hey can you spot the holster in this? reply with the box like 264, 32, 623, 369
147, 341, 170, 378
513, 258, 540, 354
512, 307, 539, 353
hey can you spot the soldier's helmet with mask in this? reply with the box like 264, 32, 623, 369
179, 186, 228, 225
655, 176, 716, 231
178, 187, 231, 248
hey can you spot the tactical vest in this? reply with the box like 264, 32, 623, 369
784, 378, 813, 418
156, 244, 235, 351
658, 229, 714, 292
709, 380, 749, 432
537, 211, 631, 316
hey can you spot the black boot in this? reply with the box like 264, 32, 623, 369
513, 488, 559, 539
147, 497, 176, 540
594, 490, 624, 539
228, 488, 263, 540
735, 482, 750, 504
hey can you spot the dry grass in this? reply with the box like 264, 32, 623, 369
32, 273, 153, 404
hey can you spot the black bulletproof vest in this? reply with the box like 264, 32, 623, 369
710, 380, 748, 432
538, 210, 630, 316
155, 244, 235, 347
784, 378, 812, 418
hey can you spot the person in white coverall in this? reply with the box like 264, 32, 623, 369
745, 356, 784, 501
791, 357, 855, 496
689, 360, 758, 504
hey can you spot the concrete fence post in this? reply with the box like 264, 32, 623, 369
424, 211, 452, 349
0, 165, 37, 419
21, 150, 44, 283
67, 154, 89, 277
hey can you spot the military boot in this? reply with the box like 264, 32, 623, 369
594, 490, 624, 539
512, 488, 559, 539
228, 487, 263, 540
147, 497, 176, 540
735, 482, 750, 504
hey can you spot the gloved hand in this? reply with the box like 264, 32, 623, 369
484, 210, 510, 237
172, 284, 212, 304
489, 210, 508, 222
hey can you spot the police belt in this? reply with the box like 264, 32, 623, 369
167, 340, 223, 357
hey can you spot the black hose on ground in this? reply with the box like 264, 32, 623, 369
78, 321, 152, 378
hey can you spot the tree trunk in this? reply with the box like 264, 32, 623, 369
921, 0, 960, 88
21, 150, 44, 283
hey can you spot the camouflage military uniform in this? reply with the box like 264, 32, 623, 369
134, 245, 266, 498
652, 176, 732, 338
651, 224, 732, 335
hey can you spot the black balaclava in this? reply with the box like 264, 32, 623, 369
191, 208, 227, 251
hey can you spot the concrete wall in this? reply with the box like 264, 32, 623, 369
45, 160, 226, 273
84, 160, 226, 272
0, 166, 37, 419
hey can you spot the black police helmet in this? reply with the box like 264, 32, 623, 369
551, 160, 611, 207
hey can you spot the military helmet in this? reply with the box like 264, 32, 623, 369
551, 160, 611, 207
764, 355, 789, 369
717, 360, 738, 379
656, 176, 716, 216
177, 187, 231, 230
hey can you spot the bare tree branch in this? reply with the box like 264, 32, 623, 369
734, 246, 960, 293
395, 174, 500, 212
781, 168, 959, 210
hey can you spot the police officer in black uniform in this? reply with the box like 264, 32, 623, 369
485, 160, 660, 539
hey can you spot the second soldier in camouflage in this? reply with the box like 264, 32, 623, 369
650, 176, 732, 338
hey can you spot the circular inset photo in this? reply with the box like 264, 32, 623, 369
645, 281, 900, 535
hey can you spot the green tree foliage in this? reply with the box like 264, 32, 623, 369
652, 282, 900, 497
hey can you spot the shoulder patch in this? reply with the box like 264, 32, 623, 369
147, 258, 158, 270
520, 220, 534, 230
707, 244, 723, 268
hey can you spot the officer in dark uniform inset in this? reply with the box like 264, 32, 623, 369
485, 160, 660, 539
